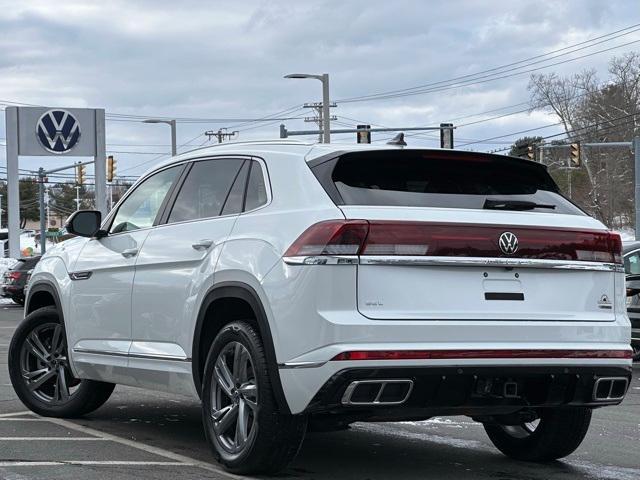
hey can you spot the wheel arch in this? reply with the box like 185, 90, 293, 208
192, 281, 291, 414
25, 281, 63, 316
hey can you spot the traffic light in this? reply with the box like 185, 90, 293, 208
527, 145, 535, 160
76, 164, 85, 185
570, 142, 581, 167
356, 125, 371, 144
107, 155, 117, 182
440, 123, 454, 149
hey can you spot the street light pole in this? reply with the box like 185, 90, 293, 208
284, 73, 331, 143
143, 119, 177, 156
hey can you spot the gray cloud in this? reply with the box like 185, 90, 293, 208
0, 0, 638, 176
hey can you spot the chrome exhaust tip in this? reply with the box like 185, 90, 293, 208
341, 379, 413, 406
592, 377, 629, 402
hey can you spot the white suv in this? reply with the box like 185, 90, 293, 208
9, 141, 632, 474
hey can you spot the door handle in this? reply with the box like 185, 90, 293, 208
192, 239, 214, 251
121, 248, 138, 258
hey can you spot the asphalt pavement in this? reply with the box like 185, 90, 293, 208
0, 303, 638, 480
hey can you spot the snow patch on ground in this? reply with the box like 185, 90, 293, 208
352, 423, 488, 450
396, 417, 481, 429
565, 459, 640, 480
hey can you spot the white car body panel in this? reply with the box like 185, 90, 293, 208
24, 141, 631, 412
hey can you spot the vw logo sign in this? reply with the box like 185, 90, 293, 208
36, 109, 81, 154
498, 232, 519, 255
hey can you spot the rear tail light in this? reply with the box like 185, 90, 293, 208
284, 220, 622, 264
5, 271, 21, 284
284, 220, 368, 256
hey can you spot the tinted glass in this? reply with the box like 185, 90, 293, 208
169, 159, 244, 223
110, 166, 180, 233
244, 161, 268, 211
221, 160, 249, 215
318, 150, 583, 215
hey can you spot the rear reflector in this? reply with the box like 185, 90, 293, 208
332, 349, 633, 361
284, 220, 622, 264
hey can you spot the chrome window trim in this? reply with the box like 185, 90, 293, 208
283, 255, 623, 272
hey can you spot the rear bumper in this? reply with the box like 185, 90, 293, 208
302, 365, 632, 419
279, 354, 632, 414
0, 285, 22, 298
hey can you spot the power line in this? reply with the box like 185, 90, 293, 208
0, 98, 306, 125
467, 111, 640, 151
336, 24, 640, 103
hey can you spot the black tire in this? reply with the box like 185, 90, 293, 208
484, 407, 592, 461
202, 320, 307, 475
8, 306, 115, 418
11, 296, 24, 306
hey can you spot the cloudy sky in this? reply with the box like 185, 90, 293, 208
1, 0, 639, 179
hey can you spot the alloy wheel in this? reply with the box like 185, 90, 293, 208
210, 341, 259, 455
19, 322, 79, 404
501, 418, 541, 439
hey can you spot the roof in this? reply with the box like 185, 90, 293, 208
139, 138, 545, 179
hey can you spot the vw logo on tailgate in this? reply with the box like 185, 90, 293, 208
498, 231, 519, 255
36, 109, 81, 154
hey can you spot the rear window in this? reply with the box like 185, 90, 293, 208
310, 150, 583, 215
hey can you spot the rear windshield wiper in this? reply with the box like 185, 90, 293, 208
483, 199, 556, 211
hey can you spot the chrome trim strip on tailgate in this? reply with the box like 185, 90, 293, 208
359, 256, 624, 272
284, 255, 623, 272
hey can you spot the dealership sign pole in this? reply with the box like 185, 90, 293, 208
4, 107, 107, 258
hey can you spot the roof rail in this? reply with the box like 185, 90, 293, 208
179, 138, 312, 156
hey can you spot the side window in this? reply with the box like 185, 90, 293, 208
110, 166, 180, 234
168, 158, 244, 223
244, 161, 268, 211
221, 161, 249, 216
625, 251, 640, 275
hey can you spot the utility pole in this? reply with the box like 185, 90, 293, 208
45, 188, 51, 229
38, 168, 46, 255
0, 194, 3, 230
635, 137, 640, 240
75, 186, 81, 211
303, 102, 337, 143
204, 129, 238, 143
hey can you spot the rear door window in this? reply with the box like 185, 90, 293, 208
168, 158, 244, 223
311, 150, 583, 215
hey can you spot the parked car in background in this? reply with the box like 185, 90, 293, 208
1, 256, 41, 306
623, 241, 640, 360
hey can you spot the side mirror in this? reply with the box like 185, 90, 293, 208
66, 210, 104, 238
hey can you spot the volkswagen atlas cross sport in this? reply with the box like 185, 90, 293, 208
9, 141, 632, 474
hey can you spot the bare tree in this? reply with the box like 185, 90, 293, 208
528, 52, 640, 228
